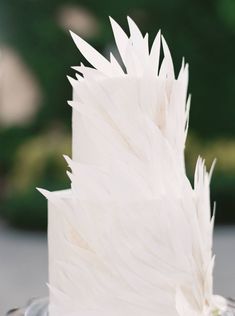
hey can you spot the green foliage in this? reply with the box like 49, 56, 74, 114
211, 173, 235, 224
0, 126, 32, 172
1, 131, 71, 230
0, 0, 235, 138
2, 189, 47, 230
1, 0, 235, 227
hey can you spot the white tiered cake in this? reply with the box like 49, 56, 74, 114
39, 17, 227, 316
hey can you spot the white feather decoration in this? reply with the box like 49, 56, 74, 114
39, 17, 227, 316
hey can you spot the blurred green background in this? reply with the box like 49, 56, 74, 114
0, 0, 234, 230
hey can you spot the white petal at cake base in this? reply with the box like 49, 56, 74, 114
39, 17, 229, 316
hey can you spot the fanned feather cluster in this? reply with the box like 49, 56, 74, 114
39, 17, 227, 316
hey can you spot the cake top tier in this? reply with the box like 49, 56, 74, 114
69, 17, 189, 172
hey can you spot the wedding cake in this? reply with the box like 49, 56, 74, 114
39, 17, 227, 316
